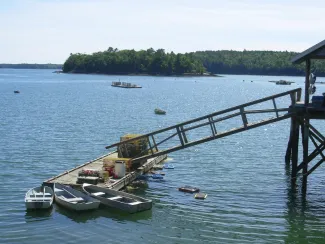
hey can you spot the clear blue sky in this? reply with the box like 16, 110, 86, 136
1, 0, 324, 63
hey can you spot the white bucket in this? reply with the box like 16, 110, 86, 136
115, 161, 126, 178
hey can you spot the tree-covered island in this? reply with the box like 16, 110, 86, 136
60, 47, 325, 77
63, 47, 207, 76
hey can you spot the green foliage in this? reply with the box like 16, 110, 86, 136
0, 63, 62, 69
63, 48, 325, 76
192, 50, 325, 76
62, 47, 205, 75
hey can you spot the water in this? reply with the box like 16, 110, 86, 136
1, 69, 325, 243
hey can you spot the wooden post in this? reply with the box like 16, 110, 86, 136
291, 117, 299, 188
304, 59, 311, 107
302, 59, 311, 195
240, 107, 248, 128
176, 127, 185, 147
180, 126, 188, 143
285, 119, 293, 165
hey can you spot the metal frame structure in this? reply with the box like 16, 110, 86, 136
106, 89, 301, 162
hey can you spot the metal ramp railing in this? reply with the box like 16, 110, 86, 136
105, 88, 302, 163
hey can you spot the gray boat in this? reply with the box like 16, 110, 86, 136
54, 183, 100, 211
82, 183, 152, 213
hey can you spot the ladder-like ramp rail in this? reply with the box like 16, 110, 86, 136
106, 88, 302, 163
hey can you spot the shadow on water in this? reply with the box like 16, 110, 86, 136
54, 203, 152, 223
25, 206, 54, 222
284, 164, 325, 244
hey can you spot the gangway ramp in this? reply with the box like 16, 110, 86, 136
106, 88, 302, 163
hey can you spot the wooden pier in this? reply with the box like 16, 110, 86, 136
46, 40, 325, 197
44, 152, 167, 191
104, 39, 325, 196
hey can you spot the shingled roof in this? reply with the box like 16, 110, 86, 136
291, 39, 325, 64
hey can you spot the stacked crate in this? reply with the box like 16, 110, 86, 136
118, 134, 148, 158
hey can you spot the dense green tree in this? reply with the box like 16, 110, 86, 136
62, 48, 325, 76
62, 48, 206, 75
192, 50, 325, 76
0, 64, 62, 69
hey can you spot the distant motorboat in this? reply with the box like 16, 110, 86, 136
154, 108, 166, 115
111, 81, 142, 88
25, 186, 54, 210
269, 80, 294, 85
14, 90, 20, 94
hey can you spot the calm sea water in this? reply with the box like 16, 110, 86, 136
1, 69, 325, 243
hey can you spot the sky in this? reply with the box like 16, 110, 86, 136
1, 0, 325, 63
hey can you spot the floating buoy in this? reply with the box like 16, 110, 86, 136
194, 193, 207, 199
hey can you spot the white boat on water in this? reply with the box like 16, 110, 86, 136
25, 186, 54, 210
54, 183, 100, 211
82, 183, 152, 213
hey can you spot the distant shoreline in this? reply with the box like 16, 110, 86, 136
62, 71, 221, 77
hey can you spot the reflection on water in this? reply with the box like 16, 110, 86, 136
284, 169, 325, 243
54, 204, 152, 224
25, 206, 54, 222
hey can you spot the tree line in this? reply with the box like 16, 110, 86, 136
62, 47, 325, 76
193, 50, 325, 76
63, 47, 205, 75
0, 64, 62, 69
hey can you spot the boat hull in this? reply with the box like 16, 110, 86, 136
82, 184, 152, 213
54, 183, 100, 211
25, 201, 52, 210
25, 186, 54, 210
54, 195, 100, 211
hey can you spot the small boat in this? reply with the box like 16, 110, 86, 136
154, 108, 166, 115
14, 90, 20, 94
111, 81, 142, 88
54, 183, 100, 211
82, 183, 152, 213
151, 174, 164, 179
178, 186, 200, 193
149, 171, 165, 176
163, 163, 174, 169
25, 186, 54, 210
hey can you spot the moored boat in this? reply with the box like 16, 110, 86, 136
111, 81, 142, 88
25, 186, 54, 210
154, 108, 166, 115
178, 186, 200, 193
54, 183, 100, 211
163, 163, 174, 169
82, 183, 152, 213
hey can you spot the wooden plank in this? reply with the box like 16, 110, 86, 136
240, 107, 248, 128
176, 126, 185, 146
272, 98, 279, 118
180, 125, 188, 143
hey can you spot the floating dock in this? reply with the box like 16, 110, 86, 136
44, 152, 167, 191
